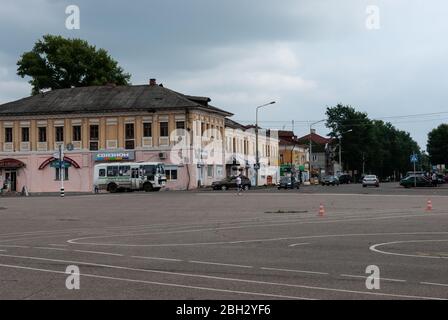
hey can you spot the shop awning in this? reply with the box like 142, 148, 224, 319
39, 156, 81, 170
0, 158, 26, 169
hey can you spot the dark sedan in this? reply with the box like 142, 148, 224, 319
212, 176, 251, 191
278, 176, 300, 190
400, 176, 432, 188
321, 175, 340, 186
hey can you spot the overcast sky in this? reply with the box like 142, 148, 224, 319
1, 0, 448, 149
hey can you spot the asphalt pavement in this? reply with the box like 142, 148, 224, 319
0, 183, 447, 300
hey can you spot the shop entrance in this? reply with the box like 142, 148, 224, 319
4, 170, 17, 192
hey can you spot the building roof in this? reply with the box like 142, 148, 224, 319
225, 118, 247, 130
296, 132, 333, 145
0, 84, 233, 117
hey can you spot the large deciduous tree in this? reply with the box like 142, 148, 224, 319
17, 34, 131, 95
325, 104, 420, 179
427, 124, 448, 166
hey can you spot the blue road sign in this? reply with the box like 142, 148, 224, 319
410, 154, 418, 163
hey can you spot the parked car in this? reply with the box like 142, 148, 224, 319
278, 176, 300, 190
338, 174, 353, 184
212, 176, 251, 191
362, 175, 379, 187
437, 174, 446, 184
321, 175, 340, 186
400, 175, 432, 188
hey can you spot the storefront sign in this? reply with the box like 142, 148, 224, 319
94, 151, 135, 162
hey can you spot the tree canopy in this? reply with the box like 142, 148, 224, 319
17, 35, 131, 95
325, 104, 421, 178
427, 124, 448, 166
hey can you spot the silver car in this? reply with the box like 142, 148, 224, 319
362, 175, 379, 187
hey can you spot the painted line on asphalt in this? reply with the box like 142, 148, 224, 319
0, 250, 6, 252
189, 261, 253, 269
48, 244, 69, 247
0, 253, 442, 300
370, 239, 448, 259
0, 263, 313, 300
0, 245, 30, 248
196, 193, 448, 198
288, 243, 311, 247
74, 250, 123, 257
421, 282, 448, 288
261, 267, 329, 276
34, 247, 68, 251
132, 256, 183, 262
340, 274, 406, 283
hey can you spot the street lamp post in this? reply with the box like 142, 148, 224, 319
255, 101, 276, 187
309, 119, 325, 181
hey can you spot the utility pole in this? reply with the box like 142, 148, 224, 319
59, 144, 64, 197
309, 120, 325, 181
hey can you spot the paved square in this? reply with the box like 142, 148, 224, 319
1, 185, 447, 300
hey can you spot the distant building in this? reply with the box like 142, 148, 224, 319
296, 129, 334, 177
0, 80, 232, 192
224, 119, 279, 186
278, 130, 308, 180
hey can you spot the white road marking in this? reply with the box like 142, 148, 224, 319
34, 247, 68, 251
66, 215, 448, 247
48, 244, 68, 247
340, 274, 406, 283
261, 267, 329, 275
288, 243, 310, 247
421, 282, 448, 287
0, 253, 443, 300
132, 256, 182, 262
0, 245, 30, 248
74, 250, 123, 257
0, 262, 313, 300
370, 239, 448, 259
0, 250, 6, 252
196, 193, 448, 199
189, 261, 253, 269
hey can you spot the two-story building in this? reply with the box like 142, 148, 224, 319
0, 80, 232, 193
224, 119, 279, 186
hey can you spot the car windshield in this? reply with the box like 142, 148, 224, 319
281, 177, 292, 183
365, 175, 376, 179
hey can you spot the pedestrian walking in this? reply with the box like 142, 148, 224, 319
431, 172, 438, 187
236, 174, 242, 196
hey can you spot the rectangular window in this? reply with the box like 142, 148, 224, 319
159, 122, 168, 137
21, 127, 29, 142
176, 121, 185, 130
118, 165, 131, 176
5, 128, 12, 143
72, 125, 81, 141
125, 123, 135, 150
55, 167, 69, 181
89, 125, 99, 151
99, 169, 106, 177
143, 123, 152, 137
107, 166, 119, 177
207, 165, 214, 177
38, 127, 47, 142
55, 127, 64, 142
125, 123, 134, 139
166, 169, 178, 181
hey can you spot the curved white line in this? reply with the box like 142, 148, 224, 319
370, 239, 448, 259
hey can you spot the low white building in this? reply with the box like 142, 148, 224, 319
224, 119, 279, 186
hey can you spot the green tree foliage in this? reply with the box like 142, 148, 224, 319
17, 35, 131, 95
427, 124, 448, 166
326, 104, 420, 179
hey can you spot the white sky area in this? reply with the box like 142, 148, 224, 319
1, 0, 447, 149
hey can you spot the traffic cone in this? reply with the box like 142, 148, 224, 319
319, 204, 325, 217
426, 199, 433, 212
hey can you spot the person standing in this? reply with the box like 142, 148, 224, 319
236, 174, 242, 196
432, 172, 438, 187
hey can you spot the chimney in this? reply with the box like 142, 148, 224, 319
311, 129, 316, 134
149, 78, 157, 86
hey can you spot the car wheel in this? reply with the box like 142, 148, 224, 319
108, 183, 118, 193
221, 185, 227, 191
143, 182, 153, 192
244, 185, 250, 191
363, 184, 367, 188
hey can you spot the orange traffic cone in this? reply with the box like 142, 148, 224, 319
426, 199, 433, 211
319, 204, 325, 217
